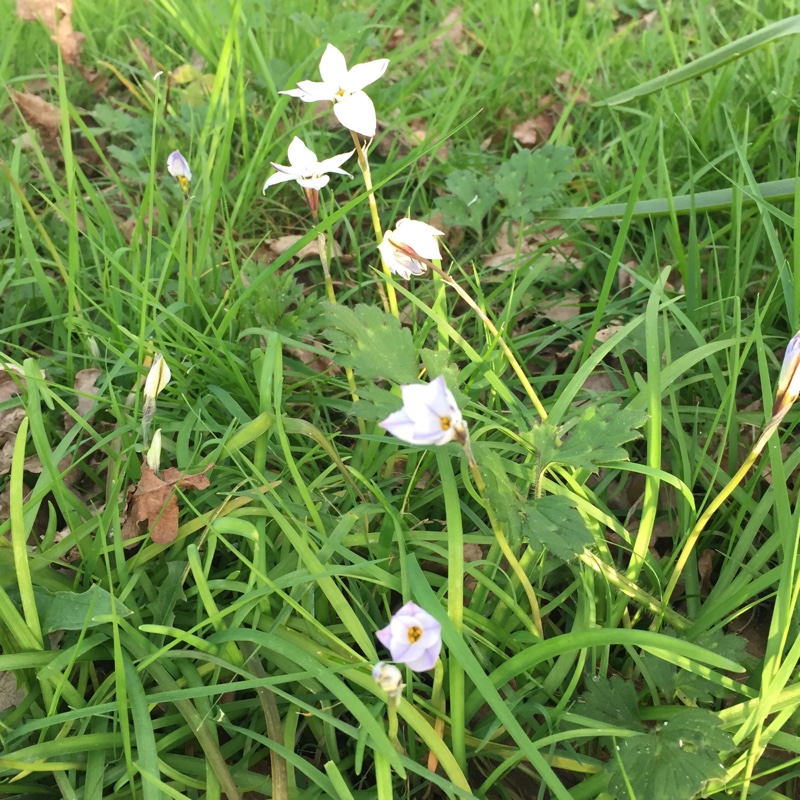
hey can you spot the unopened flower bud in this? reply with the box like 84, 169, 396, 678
146, 429, 162, 473
372, 662, 404, 706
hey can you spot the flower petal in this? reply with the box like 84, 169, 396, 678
319, 44, 349, 85
404, 643, 441, 672
296, 175, 330, 190
263, 171, 298, 190
375, 624, 393, 649
379, 408, 424, 443
317, 149, 355, 174
281, 80, 338, 102
342, 58, 390, 92
394, 219, 444, 260
287, 137, 319, 171
333, 91, 377, 137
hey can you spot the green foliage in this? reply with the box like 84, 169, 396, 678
607, 710, 732, 800
247, 267, 319, 338
323, 303, 419, 383
525, 404, 648, 477
434, 169, 497, 231
494, 145, 574, 219
36, 586, 133, 635
580, 675, 645, 732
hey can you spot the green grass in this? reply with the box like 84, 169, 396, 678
4, 0, 800, 797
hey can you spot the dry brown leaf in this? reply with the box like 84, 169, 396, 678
286, 347, 340, 376
16, 0, 84, 65
260, 235, 343, 261
9, 90, 60, 153
53, 13, 85, 65
15, 0, 70, 30
540, 292, 582, 322
512, 114, 555, 148
64, 368, 101, 431
432, 7, 468, 54
0, 672, 24, 713
0, 364, 26, 403
121, 463, 213, 545
131, 38, 159, 77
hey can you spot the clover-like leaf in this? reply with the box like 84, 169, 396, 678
323, 304, 418, 384
434, 169, 497, 232
494, 145, 574, 219
607, 709, 732, 800
522, 495, 594, 561
526, 404, 648, 478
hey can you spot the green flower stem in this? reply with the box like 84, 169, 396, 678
663, 417, 779, 610
425, 658, 447, 773
430, 262, 547, 421
386, 699, 402, 753
349, 131, 399, 319
465, 438, 544, 638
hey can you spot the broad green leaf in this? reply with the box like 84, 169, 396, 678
526, 403, 648, 476
36, 586, 133, 634
523, 495, 593, 561
608, 710, 731, 800
323, 303, 418, 384
434, 169, 497, 231
580, 675, 645, 732
494, 145, 573, 220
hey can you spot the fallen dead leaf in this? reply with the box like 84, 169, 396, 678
64, 368, 102, 431
121, 463, 213, 545
0, 672, 24, 712
256, 235, 344, 263
539, 292, 582, 322
16, 0, 84, 65
9, 90, 60, 153
512, 114, 555, 148
432, 7, 470, 55
131, 38, 159, 77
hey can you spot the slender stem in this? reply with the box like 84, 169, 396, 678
663, 418, 778, 610
425, 659, 447, 774
386, 701, 402, 753
349, 132, 399, 319
186, 208, 194, 282
466, 441, 544, 637
430, 262, 547, 421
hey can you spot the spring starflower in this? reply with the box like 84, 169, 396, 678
280, 44, 389, 138
146, 429, 162, 473
167, 150, 192, 195
378, 218, 445, 279
372, 662, 404, 706
376, 602, 442, 673
772, 330, 800, 418
379, 375, 465, 446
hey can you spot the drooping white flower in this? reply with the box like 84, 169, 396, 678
167, 150, 192, 194
773, 330, 800, 417
263, 136, 354, 192
280, 44, 389, 137
379, 375, 465, 446
378, 218, 445, 279
375, 602, 442, 673
371, 662, 404, 706
143, 353, 171, 422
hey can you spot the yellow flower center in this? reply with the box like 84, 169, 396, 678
407, 625, 423, 644
440, 416, 451, 431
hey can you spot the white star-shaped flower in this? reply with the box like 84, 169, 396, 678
263, 136, 354, 192
379, 375, 465, 446
280, 44, 389, 138
378, 218, 445, 279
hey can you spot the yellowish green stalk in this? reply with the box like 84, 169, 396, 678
430, 262, 547, 420
349, 132, 399, 319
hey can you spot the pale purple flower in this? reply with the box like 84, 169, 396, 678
380, 375, 465, 446
167, 150, 192, 194
773, 330, 800, 416
375, 602, 442, 672
263, 136, 354, 192
378, 218, 445, 279
371, 662, 404, 706
280, 44, 389, 137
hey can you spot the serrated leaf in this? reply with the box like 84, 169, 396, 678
580, 676, 645, 732
608, 709, 730, 800
494, 145, 574, 219
526, 404, 647, 475
323, 304, 418, 384
522, 495, 593, 560
477, 447, 524, 545
434, 170, 497, 231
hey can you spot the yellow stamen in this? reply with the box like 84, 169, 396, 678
440, 416, 451, 431
407, 625, 422, 644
